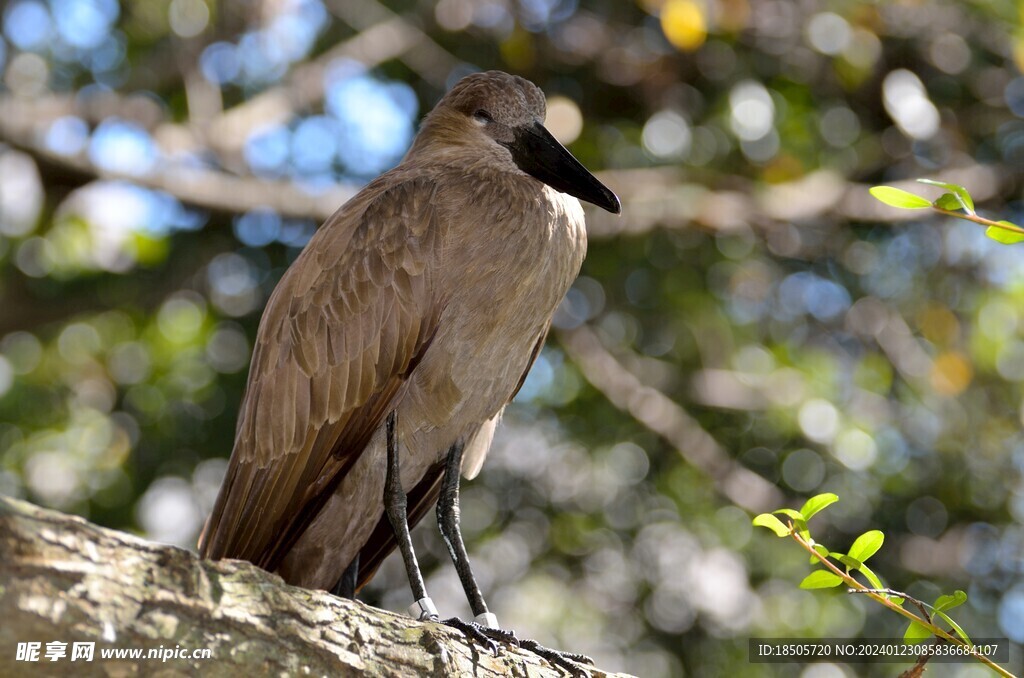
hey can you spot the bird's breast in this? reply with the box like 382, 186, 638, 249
445, 181, 585, 302
399, 180, 586, 454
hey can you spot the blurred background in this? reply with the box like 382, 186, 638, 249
0, 0, 1023, 675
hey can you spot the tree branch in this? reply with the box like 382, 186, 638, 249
558, 325, 785, 514
0, 495, 631, 677
2, 92, 1009, 239
0, 101, 357, 223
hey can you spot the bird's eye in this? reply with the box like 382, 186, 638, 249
473, 109, 493, 123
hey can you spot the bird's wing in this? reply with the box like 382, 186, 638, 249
199, 177, 443, 571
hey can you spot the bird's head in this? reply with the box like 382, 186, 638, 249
415, 70, 621, 215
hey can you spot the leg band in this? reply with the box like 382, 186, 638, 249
408, 597, 439, 620
474, 612, 499, 628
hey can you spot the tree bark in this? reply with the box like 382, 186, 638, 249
0, 496, 631, 677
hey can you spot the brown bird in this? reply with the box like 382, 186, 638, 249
199, 70, 619, 667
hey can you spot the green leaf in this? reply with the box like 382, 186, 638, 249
904, 621, 931, 644
933, 193, 962, 211
753, 513, 790, 537
936, 611, 972, 645
869, 186, 932, 209
833, 553, 861, 570
857, 562, 884, 591
799, 570, 844, 589
917, 178, 975, 212
848, 530, 884, 563
809, 544, 829, 565
985, 223, 1024, 244
799, 493, 838, 521
774, 508, 804, 521
934, 590, 967, 613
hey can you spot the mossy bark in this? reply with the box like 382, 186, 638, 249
0, 496, 631, 677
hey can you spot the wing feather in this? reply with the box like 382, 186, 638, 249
199, 178, 443, 570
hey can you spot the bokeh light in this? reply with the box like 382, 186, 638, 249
0, 0, 1022, 674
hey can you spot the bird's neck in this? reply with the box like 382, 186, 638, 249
403, 114, 507, 173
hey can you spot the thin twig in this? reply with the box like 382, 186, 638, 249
788, 526, 1015, 678
932, 207, 1024, 234
848, 588, 931, 623
558, 325, 785, 513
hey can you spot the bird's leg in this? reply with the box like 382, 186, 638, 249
436, 441, 516, 647
330, 553, 359, 600
382, 418, 503, 657
382, 411, 438, 622
438, 440, 492, 622
436, 442, 593, 674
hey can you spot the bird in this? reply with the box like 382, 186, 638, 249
199, 70, 620, 669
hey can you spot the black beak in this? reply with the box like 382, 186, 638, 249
503, 122, 621, 214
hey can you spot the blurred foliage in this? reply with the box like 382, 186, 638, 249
1, 0, 1024, 675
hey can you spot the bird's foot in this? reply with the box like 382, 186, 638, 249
436, 616, 518, 656
445, 619, 594, 676
410, 600, 590, 675
409, 599, 516, 656
518, 638, 594, 677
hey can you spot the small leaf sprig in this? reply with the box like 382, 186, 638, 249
869, 179, 1024, 245
753, 493, 1015, 677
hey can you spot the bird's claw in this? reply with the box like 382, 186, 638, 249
428, 615, 592, 675
434, 616, 517, 656
518, 638, 594, 676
